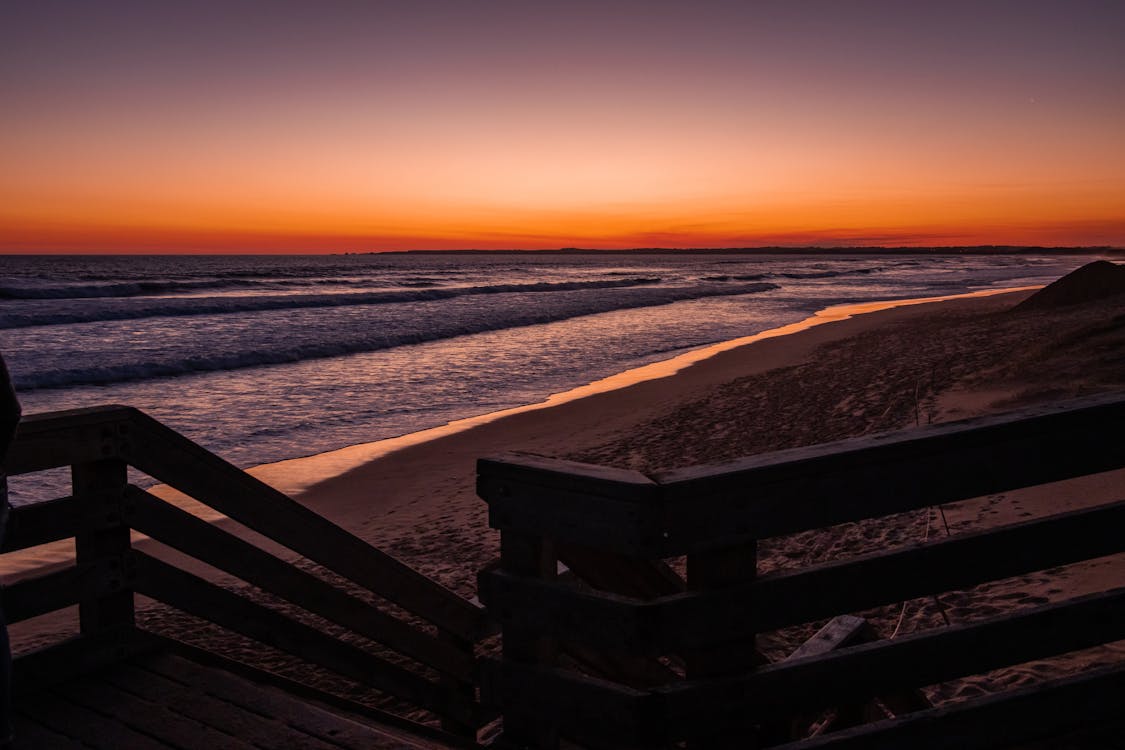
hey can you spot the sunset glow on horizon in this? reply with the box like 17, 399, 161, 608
3, 1, 1124, 253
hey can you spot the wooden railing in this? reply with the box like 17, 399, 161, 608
478, 392, 1125, 748
2, 405, 492, 738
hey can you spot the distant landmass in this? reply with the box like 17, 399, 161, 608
360, 245, 1124, 256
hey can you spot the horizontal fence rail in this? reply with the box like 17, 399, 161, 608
2, 405, 491, 739
479, 391, 1125, 748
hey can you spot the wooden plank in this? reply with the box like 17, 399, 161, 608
486, 486, 662, 557
125, 487, 474, 681
483, 568, 652, 652
124, 409, 485, 641
555, 541, 684, 598
488, 491, 1125, 654
142, 652, 435, 750
12, 629, 156, 692
786, 615, 872, 661
665, 496, 1125, 639
56, 678, 260, 750
765, 617, 930, 743
771, 661, 1125, 750
482, 569, 652, 651
436, 629, 477, 739
19, 690, 174, 750
684, 541, 762, 676
6, 405, 135, 475
787, 619, 930, 719
661, 585, 1125, 732
130, 550, 473, 725
496, 530, 560, 748
480, 454, 665, 555
73, 459, 134, 636
760, 616, 881, 744
103, 663, 343, 750
551, 544, 687, 691
479, 453, 660, 502
561, 640, 680, 690
480, 657, 658, 750
684, 540, 760, 747
0, 495, 81, 553
148, 633, 466, 746
657, 392, 1125, 551
10, 713, 91, 750
1, 565, 81, 624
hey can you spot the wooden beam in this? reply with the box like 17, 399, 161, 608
657, 392, 1125, 552
661, 586, 1125, 733
495, 529, 560, 748
555, 541, 684, 598
13, 630, 157, 692
124, 409, 486, 641
480, 657, 658, 749
479, 454, 664, 555
55, 678, 261, 750
5, 406, 135, 475
2, 565, 81, 624
1, 495, 82, 553
125, 487, 474, 681
73, 459, 134, 636
665, 496, 1125, 638
786, 615, 873, 661
130, 550, 474, 725
146, 636, 472, 747
770, 661, 1125, 750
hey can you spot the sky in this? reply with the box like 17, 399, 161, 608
2, 0, 1124, 253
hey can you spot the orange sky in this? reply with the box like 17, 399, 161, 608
2, 2, 1123, 252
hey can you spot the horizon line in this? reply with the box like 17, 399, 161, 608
2, 244, 1124, 257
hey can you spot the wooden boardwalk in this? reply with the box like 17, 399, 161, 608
13, 649, 435, 750
5, 395, 1124, 748
4, 406, 487, 747
479, 391, 1125, 748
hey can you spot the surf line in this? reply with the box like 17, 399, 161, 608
253, 285, 1038, 497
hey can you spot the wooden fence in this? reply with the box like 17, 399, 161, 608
2, 405, 493, 739
478, 392, 1125, 748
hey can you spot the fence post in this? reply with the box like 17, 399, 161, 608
498, 529, 559, 749
439, 628, 479, 741
73, 458, 134, 642
685, 539, 760, 747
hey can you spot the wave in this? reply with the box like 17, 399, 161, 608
701, 266, 881, 283
13, 282, 779, 390
0, 273, 443, 300
0, 277, 664, 329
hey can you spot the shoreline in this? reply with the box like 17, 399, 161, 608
9, 280, 1123, 709
251, 285, 1039, 499
0, 286, 1035, 582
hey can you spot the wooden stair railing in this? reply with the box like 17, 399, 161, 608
478, 391, 1125, 748
2, 405, 492, 739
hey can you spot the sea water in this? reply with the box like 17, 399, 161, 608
0, 252, 1095, 502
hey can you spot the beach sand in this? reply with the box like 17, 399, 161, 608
9, 284, 1125, 726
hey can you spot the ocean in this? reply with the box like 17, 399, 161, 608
0, 252, 1094, 503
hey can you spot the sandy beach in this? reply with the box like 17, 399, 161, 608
9, 279, 1125, 721
286, 285, 1124, 597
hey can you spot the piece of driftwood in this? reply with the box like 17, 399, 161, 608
768, 661, 1125, 750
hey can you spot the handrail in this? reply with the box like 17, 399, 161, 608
480, 391, 1125, 557
9, 405, 486, 640
479, 391, 1125, 747
3, 405, 490, 737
